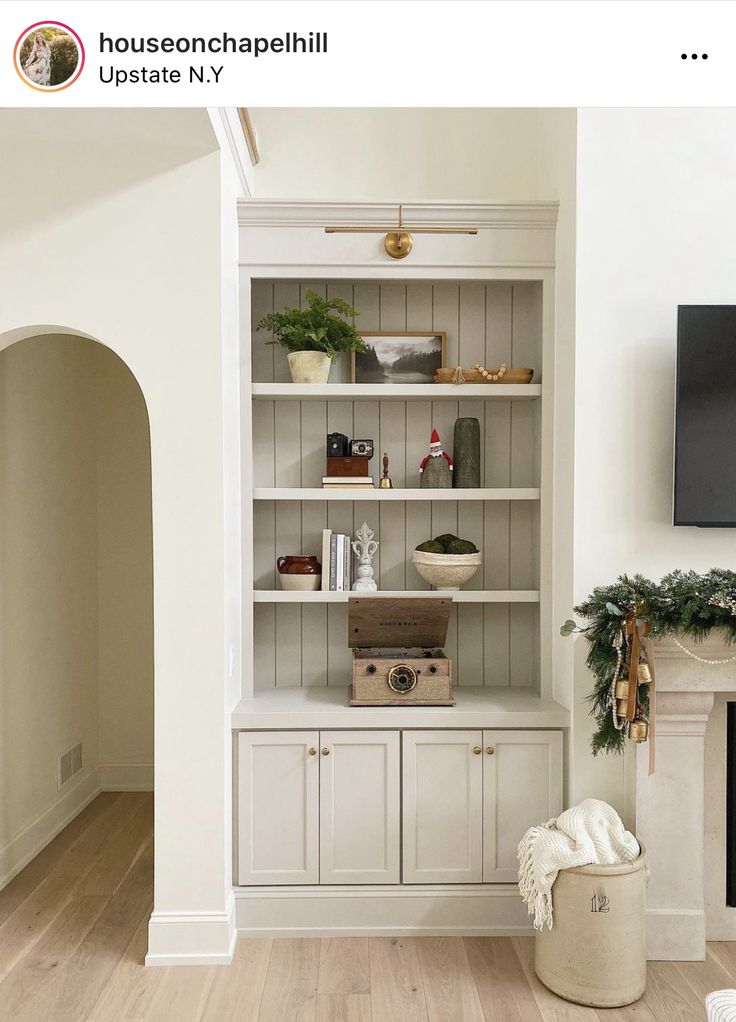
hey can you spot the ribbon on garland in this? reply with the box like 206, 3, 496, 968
625, 613, 641, 721
643, 633, 656, 775
623, 613, 656, 773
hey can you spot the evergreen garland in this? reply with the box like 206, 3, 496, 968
562, 569, 736, 755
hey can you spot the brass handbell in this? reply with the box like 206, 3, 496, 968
378, 452, 393, 489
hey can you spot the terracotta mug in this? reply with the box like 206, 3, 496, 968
277, 555, 322, 592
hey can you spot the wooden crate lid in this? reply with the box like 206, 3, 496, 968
347, 597, 452, 648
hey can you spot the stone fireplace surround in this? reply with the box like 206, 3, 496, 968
636, 634, 736, 960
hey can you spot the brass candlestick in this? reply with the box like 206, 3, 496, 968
378, 452, 393, 489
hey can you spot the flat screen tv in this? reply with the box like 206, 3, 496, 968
674, 305, 736, 527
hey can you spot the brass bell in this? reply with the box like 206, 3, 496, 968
378, 452, 394, 489
614, 679, 629, 718
628, 717, 649, 743
637, 661, 652, 685
614, 679, 629, 700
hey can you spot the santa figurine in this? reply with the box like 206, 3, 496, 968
419, 428, 453, 488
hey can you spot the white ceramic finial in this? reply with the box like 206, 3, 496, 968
351, 522, 379, 592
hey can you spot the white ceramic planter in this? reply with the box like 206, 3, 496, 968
287, 351, 332, 384
411, 550, 482, 590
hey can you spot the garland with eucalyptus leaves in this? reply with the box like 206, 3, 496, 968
562, 569, 736, 756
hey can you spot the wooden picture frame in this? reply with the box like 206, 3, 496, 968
351, 332, 446, 384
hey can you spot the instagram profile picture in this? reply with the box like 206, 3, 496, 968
14, 21, 84, 91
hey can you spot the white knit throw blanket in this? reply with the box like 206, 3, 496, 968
706, 990, 736, 1022
517, 798, 640, 930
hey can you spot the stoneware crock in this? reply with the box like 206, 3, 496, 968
277, 555, 322, 591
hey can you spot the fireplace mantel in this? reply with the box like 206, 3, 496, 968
636, 634, 736, 960
650, 634, 736, 691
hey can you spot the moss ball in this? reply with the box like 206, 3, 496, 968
433, 533, 459, 551
415, 540, 446, 554
447, 539, 478, 555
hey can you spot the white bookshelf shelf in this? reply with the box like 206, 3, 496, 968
252, 383, 541, 401
253, 589, 540, 604
253, 487, 540, 502
231, 686, 569, 730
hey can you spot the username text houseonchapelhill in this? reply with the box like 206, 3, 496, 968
98, 31, 328, 86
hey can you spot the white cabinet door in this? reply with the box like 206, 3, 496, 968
483, 729, 563, 883
237, 731, 319, 886
320, 730, 400, 884
402, 730, 483, 884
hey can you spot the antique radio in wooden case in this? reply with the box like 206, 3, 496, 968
348, 597, 453, 706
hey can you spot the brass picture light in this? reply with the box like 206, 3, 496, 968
325, 204, 478, 260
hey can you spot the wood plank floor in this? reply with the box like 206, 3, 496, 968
0, 792, 726, 1020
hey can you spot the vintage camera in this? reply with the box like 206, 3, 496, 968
349, 439, 375, 459
327, 432, 350, 457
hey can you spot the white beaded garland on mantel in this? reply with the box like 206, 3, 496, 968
672, 634, 736, 665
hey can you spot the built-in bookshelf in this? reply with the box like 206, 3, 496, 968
249, 277, 547, 696
233, 199, 576, 720
233, 202, 570, 945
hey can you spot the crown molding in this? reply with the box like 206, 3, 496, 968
236, 200, 559, 230
237, 108, 260, 166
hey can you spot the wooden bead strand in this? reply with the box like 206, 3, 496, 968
474, 362, 508, 382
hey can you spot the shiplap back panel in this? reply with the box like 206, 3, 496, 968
251, 280, 542, 692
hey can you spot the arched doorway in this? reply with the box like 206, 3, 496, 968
0, 331, 154, 995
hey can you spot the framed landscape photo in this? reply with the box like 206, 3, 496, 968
351, 332, 446, 384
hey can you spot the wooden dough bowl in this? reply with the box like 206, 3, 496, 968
434, 367, 534, 384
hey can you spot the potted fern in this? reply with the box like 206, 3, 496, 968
257, 290, 366, 384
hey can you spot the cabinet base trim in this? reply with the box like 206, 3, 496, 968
234, 885, 532, 937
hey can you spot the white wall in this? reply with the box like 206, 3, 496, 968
572, 108, 736, 813
0, 108, 237, 963
0, 337, 100, 877
96, 346, 154, 789
0, 334, 154, 882
250, 108, 575, 202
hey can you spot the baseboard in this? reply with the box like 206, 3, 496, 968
146, 890, 237, 966
234, 884, 534, 938
0, 770, 101, 891
646, 908, 706, 961
98, 762, 154, 791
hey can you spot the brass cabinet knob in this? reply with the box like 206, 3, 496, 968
473, 746, 482, 755
308, 747, 317, 756
486, 746, 495, 755
321, 748, 330, 756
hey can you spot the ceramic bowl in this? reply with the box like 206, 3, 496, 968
279, 574, 322, 592
411, 550, 482, 591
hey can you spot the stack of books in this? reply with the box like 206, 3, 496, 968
321, 529, 353, 592
322, 455, 374, 491
322, 476, 374, 490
